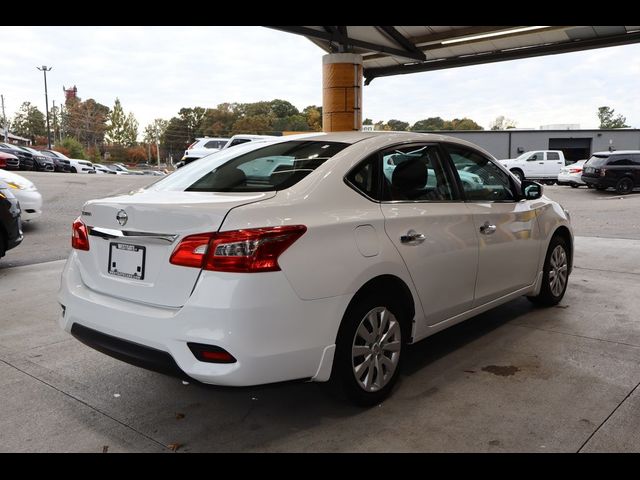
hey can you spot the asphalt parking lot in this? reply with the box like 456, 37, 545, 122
2, 173, 640, 452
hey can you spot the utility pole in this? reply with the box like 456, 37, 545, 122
37, 65, 53, 148
59, 104, 64, 143
155, 128, 161, 167
1, 94, 7, 142
52, 100, 58, 144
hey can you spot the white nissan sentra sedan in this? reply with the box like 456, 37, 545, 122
58, 132, 573, 405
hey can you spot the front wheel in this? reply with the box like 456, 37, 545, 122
332, 292, 407, 406
528, 236, 569, 307
570, 184, 579, 189
71, 167, 77, 173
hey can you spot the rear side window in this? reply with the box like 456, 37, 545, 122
229, 138, 252, 147
184, 141, 348, 192
608, 156, 633, 166
587, 155, 609, 167
547, 152, 560, 160
346, 154, 381, 200
204, 140, 226, 149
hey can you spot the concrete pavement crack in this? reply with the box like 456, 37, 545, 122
573, 266, 640, 276
577, 379, 640, 452
0, 357, 169, 452
511, 323, 640, 349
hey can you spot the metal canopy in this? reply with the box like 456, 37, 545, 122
268, 26, 640, 84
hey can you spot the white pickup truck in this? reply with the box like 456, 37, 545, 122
500, 150, 566, 183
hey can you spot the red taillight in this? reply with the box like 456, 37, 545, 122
169, 225, 307, 273
187, 343, 236, 363
187, 141, 198, 150
71, 217, 90, 251
569, 168, 582, 174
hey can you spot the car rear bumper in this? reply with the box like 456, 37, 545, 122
558, 173, 585, 185
581, 175, 616, 188
58, 252, 348, 386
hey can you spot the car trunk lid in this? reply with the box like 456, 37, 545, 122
76, 189, 275, 307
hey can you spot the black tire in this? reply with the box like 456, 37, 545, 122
331, 290, 409, 406
71, 167, 77, 173
510, 169, 524, 182
544, 180, 556, 186
570, 184, 579, 189
586, 184, 593, 189
615, 177, 634, 195
0, 231, 6, 258
528, 235, 569, 307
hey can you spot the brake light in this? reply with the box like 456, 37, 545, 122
569, 168, 582, 174
187, 141, 198, 150
169, 225, 307, 272
72, 217, 90, 251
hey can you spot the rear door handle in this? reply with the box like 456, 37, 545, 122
479, 222, 496, 235
400, 230, 426, 245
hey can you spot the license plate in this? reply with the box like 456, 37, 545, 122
108, 243, 146, 280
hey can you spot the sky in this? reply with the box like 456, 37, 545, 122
1, 26, 639, 132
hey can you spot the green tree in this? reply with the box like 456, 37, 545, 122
200, 103, 241, 137
11, 102, 46, 141
178, 107, 207, 140
387, 119, 409, 131
303, 105, 322, 131
106, 98, 138, 146
597, 106, 629, 129
489, 115, 517, 130
231, 115, 272, 135
143, 118, 168, 144
363, 118, 373, 125
56, 137, 86, 159
270, 99, 299, 118
443, 118, 483, 130
162, 116, 190, 159
411, 117, 445, 131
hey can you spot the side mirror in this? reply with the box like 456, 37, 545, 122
521, 180, 543, 200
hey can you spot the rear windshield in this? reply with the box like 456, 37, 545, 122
587, 154, 610, 167
157, 140, 348, 193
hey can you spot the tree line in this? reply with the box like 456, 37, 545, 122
3, 95, 631, 164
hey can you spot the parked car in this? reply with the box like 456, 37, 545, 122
0, 143, 35, 171
581, 150, 640, 194
500, 150, 566, 183
42, 150, 94, 173
178, 135, 279, 168
39, 150, 71, 172
181, 137, 229, 164
0, 169, 43, 222
58, 132, 573, 406
108, 163, 131, 175
557, 159, 588, 188
10, 146, 55, 172
0, 180, 23, 258
93, 163, 117, 174
0, 151, 20, 170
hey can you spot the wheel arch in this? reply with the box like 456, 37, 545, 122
552, 225, 573, 273
338, 274, 416, 343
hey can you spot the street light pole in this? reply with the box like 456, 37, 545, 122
37, 65, 52, 149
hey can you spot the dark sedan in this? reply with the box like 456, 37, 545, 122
39, 149, 71, 172
0, 180, 23, 258
16, 146, 55, 172
0, 143, 34, 171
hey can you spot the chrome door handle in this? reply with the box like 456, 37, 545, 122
400, 230, 426, 245
479, 222, 496, 235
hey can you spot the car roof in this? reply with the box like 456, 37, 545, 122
592, 150, 640, 155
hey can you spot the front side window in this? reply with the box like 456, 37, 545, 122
381, 145, 454, 201
445, 144, 516, 202
608, 156, 633, 166
154, 140, 348, 193
527, 152, 544, 161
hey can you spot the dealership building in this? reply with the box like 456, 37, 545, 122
417, 128, 640, 162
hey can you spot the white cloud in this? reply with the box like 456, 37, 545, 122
1, 26, 639, 132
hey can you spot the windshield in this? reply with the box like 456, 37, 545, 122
587, 154, 609, 167
150, 140, 348, 193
